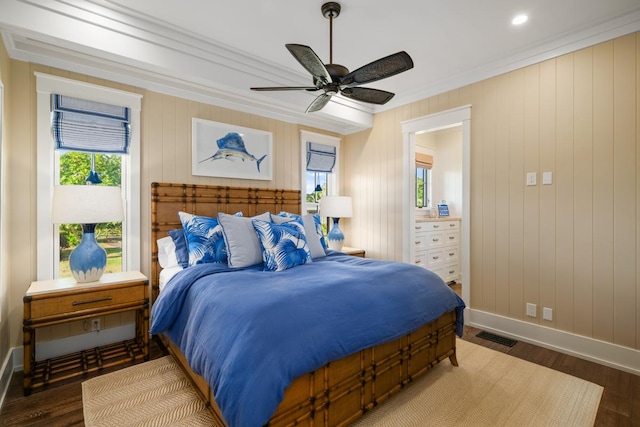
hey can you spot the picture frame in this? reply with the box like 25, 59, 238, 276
192, 118, 273, 181
437, 204, 450, 217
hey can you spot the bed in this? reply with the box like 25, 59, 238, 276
149, 182, 465, 427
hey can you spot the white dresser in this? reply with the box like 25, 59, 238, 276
414, 218, 460, 284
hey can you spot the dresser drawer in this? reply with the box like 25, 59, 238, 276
413, 251, 428, 268
425, 248, 445, 267
424, 231, 445, 248
414, 231, 429, 251
29, 284, 144, 319
420, 221, 459, 231
443, 231, 459, 246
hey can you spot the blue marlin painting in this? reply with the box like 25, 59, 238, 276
200, 132, 267, 172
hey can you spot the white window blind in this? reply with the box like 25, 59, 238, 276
51, 94, 131, 154
306, 142, 336, 172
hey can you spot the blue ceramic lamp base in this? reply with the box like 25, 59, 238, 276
69, 223, 107, 283
327, 218, 345, 251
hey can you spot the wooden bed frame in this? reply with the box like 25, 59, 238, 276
150, 182, 459, 427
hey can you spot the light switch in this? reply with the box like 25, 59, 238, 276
526, 172, 537, 186
543, 172, 553, 185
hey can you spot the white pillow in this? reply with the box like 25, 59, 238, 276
157, 236, 179, 269
218, 211, 272, 268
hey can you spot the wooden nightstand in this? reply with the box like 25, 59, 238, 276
23, 271, 149, 395
341, 246, 365, 258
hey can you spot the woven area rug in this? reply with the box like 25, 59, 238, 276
351, 339, 603, 427
82, 356, 216, 427
83, 340, 603, 427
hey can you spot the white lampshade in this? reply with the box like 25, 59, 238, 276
52, 185, 124, 224
320, 196, 353, 218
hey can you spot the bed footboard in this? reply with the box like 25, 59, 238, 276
159, 309, 458, 427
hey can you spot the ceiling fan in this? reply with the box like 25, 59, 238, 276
250, 2, 414, 113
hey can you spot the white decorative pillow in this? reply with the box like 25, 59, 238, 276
218, 211, 272, 268
157, 236, 179, 268
252, 219, 312, 271
275, 212, 327, 258
178, 212, 237, 266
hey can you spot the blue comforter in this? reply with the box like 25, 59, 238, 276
150, 252, 465, 427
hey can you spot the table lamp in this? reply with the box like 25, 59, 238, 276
52, 185, 124, 282
320, 195, 352, 251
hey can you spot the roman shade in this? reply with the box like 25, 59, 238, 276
51, 94, 131, 154
306, 142, 336, 173
416, 153, 433, 169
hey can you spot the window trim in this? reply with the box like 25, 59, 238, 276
36, 73, 142, 280
300, 130, 340, 215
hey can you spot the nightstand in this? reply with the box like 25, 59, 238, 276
23, 271, 149, 395
341, 246, 365, 258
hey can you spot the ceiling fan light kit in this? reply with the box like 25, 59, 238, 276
250, 2, 414, 113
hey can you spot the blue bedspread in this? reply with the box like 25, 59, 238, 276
150, 253, 465, 427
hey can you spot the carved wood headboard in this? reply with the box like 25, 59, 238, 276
150, 182, 301, 299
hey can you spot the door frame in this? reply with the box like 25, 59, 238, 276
401, 105, 471, 305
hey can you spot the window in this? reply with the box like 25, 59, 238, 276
415, 152, 433, 208
36, 73, 142, 280
300, 131, 340, 232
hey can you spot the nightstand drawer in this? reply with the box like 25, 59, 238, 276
30, 285, 144, 319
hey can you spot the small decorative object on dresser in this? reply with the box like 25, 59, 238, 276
22, 271, 149, 395
414, 219, 460, 284
320, 195, 353, 251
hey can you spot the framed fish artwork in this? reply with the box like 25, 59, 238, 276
192, 118, 273, 180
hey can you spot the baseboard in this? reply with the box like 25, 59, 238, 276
0, 346, 16, 411
467, 309, 640, 376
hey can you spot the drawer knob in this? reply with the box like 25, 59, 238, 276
449, 252, 455, 256
72, 296, 113, 306
415, 226, 422, 230
449, 236, 455, 240
415, 260, 422, 264
433, 238, 439, 242
433, 225, 440, 228
449, 270, 455, 274
449, 223, 456, 227
432, 256, 439, 260
415, 241, 421, 245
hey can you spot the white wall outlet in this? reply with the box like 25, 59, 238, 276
526, 303, 537, 317
91, 318, 101, 332
526, 172, 537, 186
543, 307, 553, 321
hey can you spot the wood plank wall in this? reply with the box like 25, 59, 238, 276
344, 32, 640, 350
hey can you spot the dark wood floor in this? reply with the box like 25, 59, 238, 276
1, 305, 639, 425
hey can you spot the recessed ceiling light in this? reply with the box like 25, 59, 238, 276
512, 14, 528, 26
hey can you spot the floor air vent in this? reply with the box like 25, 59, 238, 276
475, 331, 518, 347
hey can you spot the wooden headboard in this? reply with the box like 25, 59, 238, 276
150, 182, 301, 297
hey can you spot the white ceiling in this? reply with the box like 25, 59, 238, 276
2, 0, 640, 134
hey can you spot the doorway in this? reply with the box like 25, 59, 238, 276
401, 105, 471, 305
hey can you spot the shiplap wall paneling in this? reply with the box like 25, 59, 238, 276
469, 82, 484, 309
592, 41, 615, 343
522, 64, 541, 324
508, 69, 525, 319
613, 34, 637, 349
573, 47, 594, 339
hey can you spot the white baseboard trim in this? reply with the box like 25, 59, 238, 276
467, 309, 640, 376
0, 347, 16, 411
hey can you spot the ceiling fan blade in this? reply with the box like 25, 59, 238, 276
306, 93, 332, 113
251, 86, 319, 91
340, 51, 414, 87
340, 87, 395, 105
286, 44, 332, 85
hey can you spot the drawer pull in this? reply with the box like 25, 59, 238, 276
449, 223, 456, 227
433, 224, 440, 229
415, 226, 422, 230
72, 296, 112, 306
449, 236, 455, 240
415, 260, 422, 264
449, 252, 455, 256
415, 241, 422, 245
432, 256, 439, 260
449, 270, 455, 274
432, 238, 439, 242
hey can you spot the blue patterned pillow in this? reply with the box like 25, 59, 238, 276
167, 229, 189, 268
252, 219, 312, 271
178, 212, 237, 266
276, 212, 327, 258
